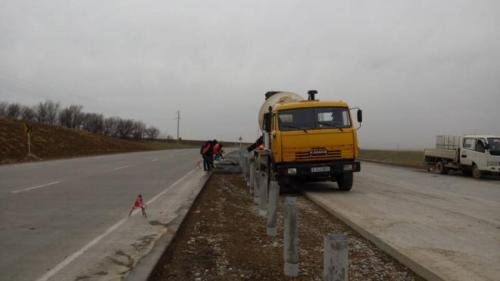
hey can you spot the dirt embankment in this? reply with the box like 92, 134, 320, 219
0, 117, 192, 164
150, 174, 424, 281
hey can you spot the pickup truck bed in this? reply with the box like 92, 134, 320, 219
424, 148, 458, 163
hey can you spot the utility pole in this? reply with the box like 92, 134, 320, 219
176, 110, 180, 142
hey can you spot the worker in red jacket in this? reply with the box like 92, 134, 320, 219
200, 140, 213, 171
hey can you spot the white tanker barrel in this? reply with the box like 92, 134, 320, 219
258, 91, 303, 129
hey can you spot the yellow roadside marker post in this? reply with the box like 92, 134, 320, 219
24, 123, 33, 156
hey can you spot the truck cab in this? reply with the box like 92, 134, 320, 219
460, 135, 500, 177
259, 91, 362, 191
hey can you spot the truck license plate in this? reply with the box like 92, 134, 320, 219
311, 166, 330, 173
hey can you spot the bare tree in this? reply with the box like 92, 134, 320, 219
117, 119, 135, 139
0, 102, 8, 116
103, 117, 120, 137
7, 103, 22, 119
21, 106, 37, 122
35, 100, 60, 125
1, 99, 161, 142
82, 113, 104, 134
145, 126, 160, 139
59, 105, 84, 129
131, 121, 146, 140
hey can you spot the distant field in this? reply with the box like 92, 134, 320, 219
0, 117, 197, 164
360, 149, 425, 168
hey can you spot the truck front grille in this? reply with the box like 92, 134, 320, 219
295, 150, 342, 161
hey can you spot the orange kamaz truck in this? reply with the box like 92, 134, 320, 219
249, 90, 363, 191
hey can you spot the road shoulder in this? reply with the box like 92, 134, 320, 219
39, 168, 210, 281
304, 163, 500, 281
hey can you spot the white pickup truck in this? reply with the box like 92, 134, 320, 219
424, 135, 500, 178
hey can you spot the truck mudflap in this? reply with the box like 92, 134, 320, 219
276, 161, 360, 178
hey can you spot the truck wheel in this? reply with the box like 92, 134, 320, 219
472, 164, 482, 179
337, 173, 353, 191
436, 162, 448, 175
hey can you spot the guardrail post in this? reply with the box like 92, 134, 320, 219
239, 149, 243, 171
266, 179, 279, 236
249, 160, 255, 193
323, 234, 348, 281
284, 197, 299, 277
247, 156, 251, 184
241, 153, 247, 182
253, 166, 260, 204
258, 171, 268, 217
245, 155, 250, 186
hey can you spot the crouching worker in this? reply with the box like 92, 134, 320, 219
129, 194, 147, 218
212, 140, 224, 168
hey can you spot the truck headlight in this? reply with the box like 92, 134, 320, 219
287, 168, 297, 175
344, 164, 353, 171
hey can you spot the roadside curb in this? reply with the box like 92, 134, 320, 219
126, 172, 213, 281
303, 193, 445, 281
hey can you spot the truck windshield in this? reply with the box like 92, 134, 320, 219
488, 138, 500, 155
279, 107, 351, 131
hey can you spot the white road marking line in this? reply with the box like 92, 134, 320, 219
146, 169, 196, 205
151, 159, 158, 162
35, 217, 128, 281
113, 165, 130, 171
11, 181, 61, 194
35, 168, 197, 281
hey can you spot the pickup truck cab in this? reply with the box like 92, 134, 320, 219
460, 135, 500, 177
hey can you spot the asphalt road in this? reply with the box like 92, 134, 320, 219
304, 162, 500, 281
0, 149, 202, 281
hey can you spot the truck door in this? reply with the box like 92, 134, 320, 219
460, 137, 475, 166
271, 113, 282, 162
470, 138, 488, 169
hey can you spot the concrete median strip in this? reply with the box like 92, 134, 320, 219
35, 168, 210, 281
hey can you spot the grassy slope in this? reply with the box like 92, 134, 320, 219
360, 149, 425, 168
0, 117, 195, 164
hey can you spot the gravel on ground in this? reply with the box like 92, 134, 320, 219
149, 174, 424, 281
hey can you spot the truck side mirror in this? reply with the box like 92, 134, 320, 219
357, 109, 363, 123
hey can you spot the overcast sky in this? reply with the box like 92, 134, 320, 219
1, 0, 499, 149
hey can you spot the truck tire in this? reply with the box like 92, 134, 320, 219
472, 164, 482, 179
436, 161, 448, 175
337, 173, 353, 191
